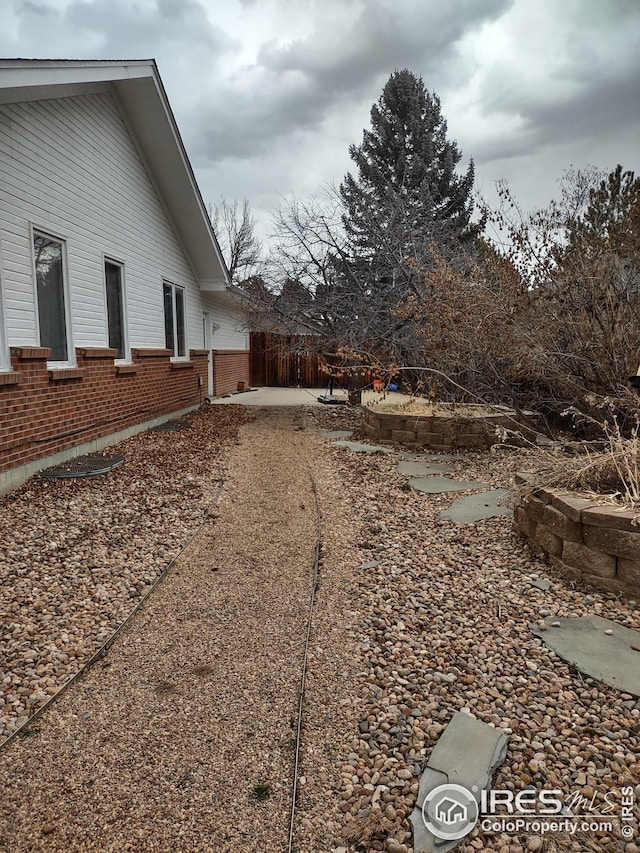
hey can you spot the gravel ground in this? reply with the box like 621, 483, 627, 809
0, 405, 253, 743
310, 411, 640, 853
1, 402, 639, 853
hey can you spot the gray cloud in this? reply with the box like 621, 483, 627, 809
0, 0, 638, 236
468, 0, 640, 167
190, 0, 512, 164
3, 0, 232, 70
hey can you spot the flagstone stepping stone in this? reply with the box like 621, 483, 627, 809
531, 615, 640, 695
399, 451, 462, 461
530, 578, 552, 591
398, 460, 455, 477
409, 712, 508, 853
331, 440, 393, 454
438, 489, 510, 523
409, 476, 490, 494
318, 429, 353, 439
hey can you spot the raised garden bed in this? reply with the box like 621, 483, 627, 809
513, 474, 640, 598
362, 401, 535, 449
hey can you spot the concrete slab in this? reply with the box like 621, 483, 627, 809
438, 489, 510, 523
410, 712, 508, 853
397, 460, 455, 476
331, 440, 393, 454
318, 429, 354, 440
531, 615, 640, 695
409, 477, 490, 494
211, 387, 410, 407
530, 578, 552, 591
211, 387, 328, 406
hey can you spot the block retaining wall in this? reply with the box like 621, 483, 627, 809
362, 403, 534, 449
513, 474, 640, 599
0, 346, 210, 480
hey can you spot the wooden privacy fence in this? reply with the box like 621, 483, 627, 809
250, 333, 325, 387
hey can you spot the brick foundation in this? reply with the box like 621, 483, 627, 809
513, 475, 640, 599
1, 346, 209, 477
212, 350, 250, 397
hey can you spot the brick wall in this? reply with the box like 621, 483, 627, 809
0, 346, 209, 475
212, 350, 250, 397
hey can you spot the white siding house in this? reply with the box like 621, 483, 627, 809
0, 59, 249, 492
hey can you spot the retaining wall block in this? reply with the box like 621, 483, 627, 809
549, 556, 584, 583
534, 524, 563, 557
391, 429, 419, 445
562, 540, 617, 578
457, 433, 490, 448
416, 432, 448, 446
365, 414, 381, 430
550, 493, 600, 523
414, 420, 438, 435
515, 507, 537, 540
525, 496, 547, 524
378, 414, 406, 430
583, 526, 640, 561
542, 504, 583, 542
583, 573, 626, 595
582, 506, 640, 534
363, 427, 392, 441
618, 558, 640, 588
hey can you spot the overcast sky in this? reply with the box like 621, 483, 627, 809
2, 0, 639, 243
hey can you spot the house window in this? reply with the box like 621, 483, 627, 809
105, 260, 127, 359
33, 232, 69, 362
163, 280, 186, 358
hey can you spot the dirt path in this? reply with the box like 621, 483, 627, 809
0, 408, 359, 853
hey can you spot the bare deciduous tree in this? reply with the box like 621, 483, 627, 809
209, 197, 262, 283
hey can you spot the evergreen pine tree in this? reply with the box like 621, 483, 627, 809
339, 69, 478, 297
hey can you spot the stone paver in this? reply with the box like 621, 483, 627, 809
438, 489, 510, 523
318, 429, 354, 440
331, 440, 393, 454
397, 460, 454, 477
409, 712, 508, 853
531, 615, 640, 696
409, 476, 490, 494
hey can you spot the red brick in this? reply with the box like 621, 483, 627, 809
1, 346, 214, 476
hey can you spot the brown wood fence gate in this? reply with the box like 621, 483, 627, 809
250, 333, 325, 387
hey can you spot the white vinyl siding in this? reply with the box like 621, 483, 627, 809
0, 91, 201, 353
204, 295, 249, 350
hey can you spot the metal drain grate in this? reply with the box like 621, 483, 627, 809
148, 419, 191, 433
40, 452, 126, 479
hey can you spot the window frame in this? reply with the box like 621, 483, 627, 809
31, 225, 74, 368
162, 279, 188, 360
103, 255, 129, 363
0, 242, 9, 371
